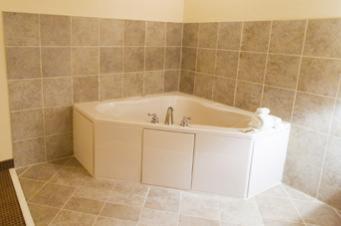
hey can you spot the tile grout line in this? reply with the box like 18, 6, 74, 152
211, 22, 220, 101
232, 22, 244, 106
193, 24, 200, 95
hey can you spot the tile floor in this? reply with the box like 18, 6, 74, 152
16, 157, 341, 226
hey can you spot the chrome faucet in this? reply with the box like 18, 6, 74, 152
164, 106, 174, 125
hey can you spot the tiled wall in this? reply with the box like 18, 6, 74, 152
180, 19, 341, 209
3, 12, 182, 167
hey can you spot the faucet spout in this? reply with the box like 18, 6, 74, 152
165, 106, 174, 125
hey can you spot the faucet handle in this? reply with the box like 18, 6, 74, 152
180, 116, 191, 127
148, 113, 159, 124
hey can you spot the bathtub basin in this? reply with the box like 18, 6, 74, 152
73, 92, 290, 198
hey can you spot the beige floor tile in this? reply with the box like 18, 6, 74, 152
94, 217, 137, 226
100, 203, 141, 221
73, 186, 111, 201
19, 178, 45, 200
50, 209, 96, 226
260, 184, 290, 198
179, 215, 219, 226
139, 208, 179, 226
113, 181, 149, 197
107, 191, 145, 207
16, 166, 29, 176
29, 203, 60, 226
144, 187, 180, 212
263, 219, 305, 226
64, 196, 105, 214
50, 166, 92, 187
21, 163, 60, 181
283, 185, 316, 201
30, 183, 75, 208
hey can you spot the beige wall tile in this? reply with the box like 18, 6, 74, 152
304, 18, 341, 58
29, 204, 59, 226
166, 23, 183, 46
215, 50, 238, 79
241, 21, 271, 52
73, 76, 99, 102
3, 12, 39, 46
124, 47, 144, 72
143, 71, 164, 95
270, 20, 306, 54
213, 78, 235, 105
318, 183, 341, 210
217, 22, 242, 50
145, 47, 165, 71
238, 52, 266, 83
194, 74, 214, 99
100, 47, 123, 74
99, 75, 122, 100
183, 23, 199, 47
198, 23, 218, 48
6, 47, 41, 79
196, 49, 216, 74
64, 197, 104, 215
46, 133, 73, 160
43, 78, 73, 107
292, 93, 335, 132
100, 18, 124, 46
122, 73, 143, 97
11, 110, 44, 141
298, 57, 341, 97
8, 79, 42, 111
180, 71, 195, 94
265, 54, 300, 89
164, 70, 179, 92
165, 47, 181, 69
51, 210, 95, 226
332, 100, 341, 137
72, 17, 99, 46
13, 138, 45, 167
100, 203, 141, 221
262, 86, 295, 121
40, 14, 71, 46
235, 81, 262, 111
124, 20, 145, 46
181, 47, 197, 71
42, 47, 71, 77
45, 106, 72, 135
320, 136, 341, 187
72, 47, 99, 76
146, 22, 166, 46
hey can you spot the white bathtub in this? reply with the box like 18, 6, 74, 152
73, 92, 290, 198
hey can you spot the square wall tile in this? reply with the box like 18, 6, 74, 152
320, 136, 341, 187
43, 78, 73, 107
99, 75, 122, 100
143, 71, 164, 95
164, 70, 179, 92
13, 138, 45, 167
40, 14, 71, 46
6, 47, 41, 79
180, 71, 195, 94
46, 133, 73, 160
146, 22, 166, 46
265, 54, 300, 89
238, 52, 266, 83
100, 47, 123, 74
194, 74, 214, 99
145, 47, 165, 71
262, 86, 295, 121
196, 49, 216, 74
213, 78, 235, 105
183, 23, 199, 47
72, 47, 99, 76
198, 23, 218, 48
217, 22, 242, 50
3, 12, 39, 46
8, 79, 42, 111
298, 57, 341, 97
235, 81, 262, 111
73, 76, 99, 102
215, 50, 239, 79
42, 47, 71, 77
45, 106, 73, 136
181, 47, 197, 71
332, 100, 341, 137
166, 23, 182, 46
72, 17, 99, 46
270, 20, 306, 54
124, 47, 144, 72
165, 47, 181, 69
292, 93, 334, 132
318, 183, 341, 210
304, 18, 341, 58
124, 20, 145, 46
100, 18, 124, 46
11, 110, 44, 141
241, 21, 271, 52
122, 73, 143, 97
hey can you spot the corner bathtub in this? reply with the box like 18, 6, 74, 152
73, 93, 290, 198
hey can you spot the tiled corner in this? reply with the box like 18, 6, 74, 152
10, 110, 44, 141
13, 138, 45, 167
164, 70, 180, 92
180, 71, 195, 94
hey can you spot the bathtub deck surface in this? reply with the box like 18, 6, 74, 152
16, 157, 341, 226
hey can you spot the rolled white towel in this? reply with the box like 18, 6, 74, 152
251, 108, 282, 130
